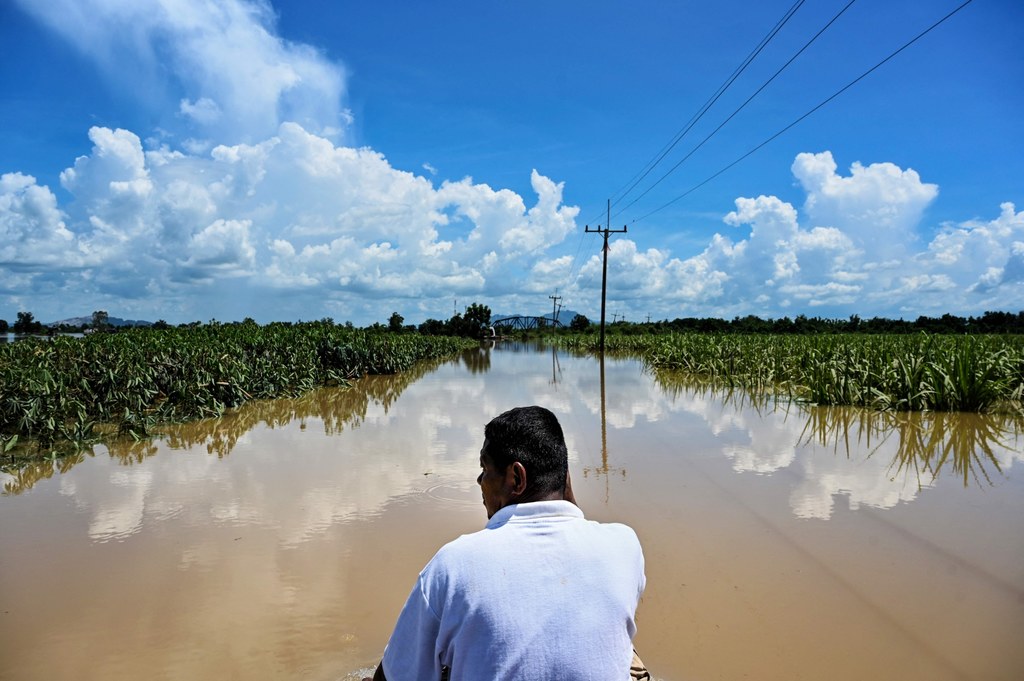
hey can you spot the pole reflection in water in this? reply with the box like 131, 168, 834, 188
0, 344, 1021, 681
582, 351, 627, 502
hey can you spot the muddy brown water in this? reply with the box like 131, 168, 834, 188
1, 343, 1022, 680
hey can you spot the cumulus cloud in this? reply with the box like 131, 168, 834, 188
4, 0, 1018, 325
13, 0, 347, 143
5, 126, 1022, 323
570, 151, 1018, 320
0, 173, 78, 268
792, 151, 938, 257
2, 121, 581, 321
923, 202, 1024, 299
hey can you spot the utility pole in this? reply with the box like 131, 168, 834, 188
585, 199, 627, 352
549, 294, 562, 326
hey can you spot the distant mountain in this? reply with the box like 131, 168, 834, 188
48, 315, 153, 328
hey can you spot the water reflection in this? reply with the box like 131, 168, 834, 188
550, 345, 562, 386
4, 349, 1022, 514
459, 344, 492, 374
2, 343, 1022, 681
2, 356, 452, 496
582, 354, 627, 498
654, 369, 1023, 519
2, 439, 161, 496
800, 406, 1024, 489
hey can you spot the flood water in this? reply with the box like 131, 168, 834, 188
1, 342, 1022, 680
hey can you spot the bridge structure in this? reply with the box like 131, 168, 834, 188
491, 316, 564, 332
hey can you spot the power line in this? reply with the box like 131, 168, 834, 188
569, 0, 808, 287
614, 0, 859, 220
580, 0, 808, 229
631, 0, 977, 225
608, 0, 808, 212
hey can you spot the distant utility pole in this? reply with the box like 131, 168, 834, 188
585, 199, 628, 352
549, 294, 562, 325
611, 312, 621, 323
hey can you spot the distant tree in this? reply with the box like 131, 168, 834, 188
0, 319, 7, 333
419, 318, 446, 335
152, 319, 170, 330
569, 314, 590, 332
389, 311, 405, 333
446, 313, 471, 337
13, 311, 38, 334
972, 310, 1024, 333
91, 310, 109, 331
464, 303, 491, 330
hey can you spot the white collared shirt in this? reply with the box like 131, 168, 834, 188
381, 500, 645, 681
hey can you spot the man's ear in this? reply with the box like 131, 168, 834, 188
508, 461, 528, 496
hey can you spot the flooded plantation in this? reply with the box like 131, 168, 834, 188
1, 342, 1022, 680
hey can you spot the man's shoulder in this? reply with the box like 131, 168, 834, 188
579, 517, 644, 551
427, 524, 495, 565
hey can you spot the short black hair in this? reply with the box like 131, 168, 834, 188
483, 406, 567, 497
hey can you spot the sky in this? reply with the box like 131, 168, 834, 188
1, 0, 1022, 326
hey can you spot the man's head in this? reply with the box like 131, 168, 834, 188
478, 406, 568, 518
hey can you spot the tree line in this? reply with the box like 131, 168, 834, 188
4, 307, 1023, 337
562, 310, 1024, 336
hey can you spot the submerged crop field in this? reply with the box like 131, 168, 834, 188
0, 321, 472, 456
558, 332, 1024, 413
6, 326, 1023, 460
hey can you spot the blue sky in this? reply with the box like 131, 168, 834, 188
1, 0, 1022, 326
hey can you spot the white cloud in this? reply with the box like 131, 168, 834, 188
7, 121, 581, 321
0, 173, 78, 268
181, 218, 256, 274
792, 151, 938, 259
14, 0, 347, 143
179, 97, 222, 125
584, 152, 1015, 320
3, 92, 1021, 327
922, 202, 1024, 299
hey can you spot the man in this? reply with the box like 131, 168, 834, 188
364, 405, 646, 681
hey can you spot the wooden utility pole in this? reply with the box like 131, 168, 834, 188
549, 294, 562, 325
585, 200, 627, 352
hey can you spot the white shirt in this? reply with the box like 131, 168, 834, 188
381, 500, 645, 681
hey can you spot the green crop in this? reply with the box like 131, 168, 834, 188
556, 332, 1024, 414
0, 321, 472, 455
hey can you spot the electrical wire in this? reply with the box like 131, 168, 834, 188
578, 0, 808, 229
607, 0, 807, 209
568, 0, 807, 294
631, 0, 977, 225
614, 0, 859, 220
